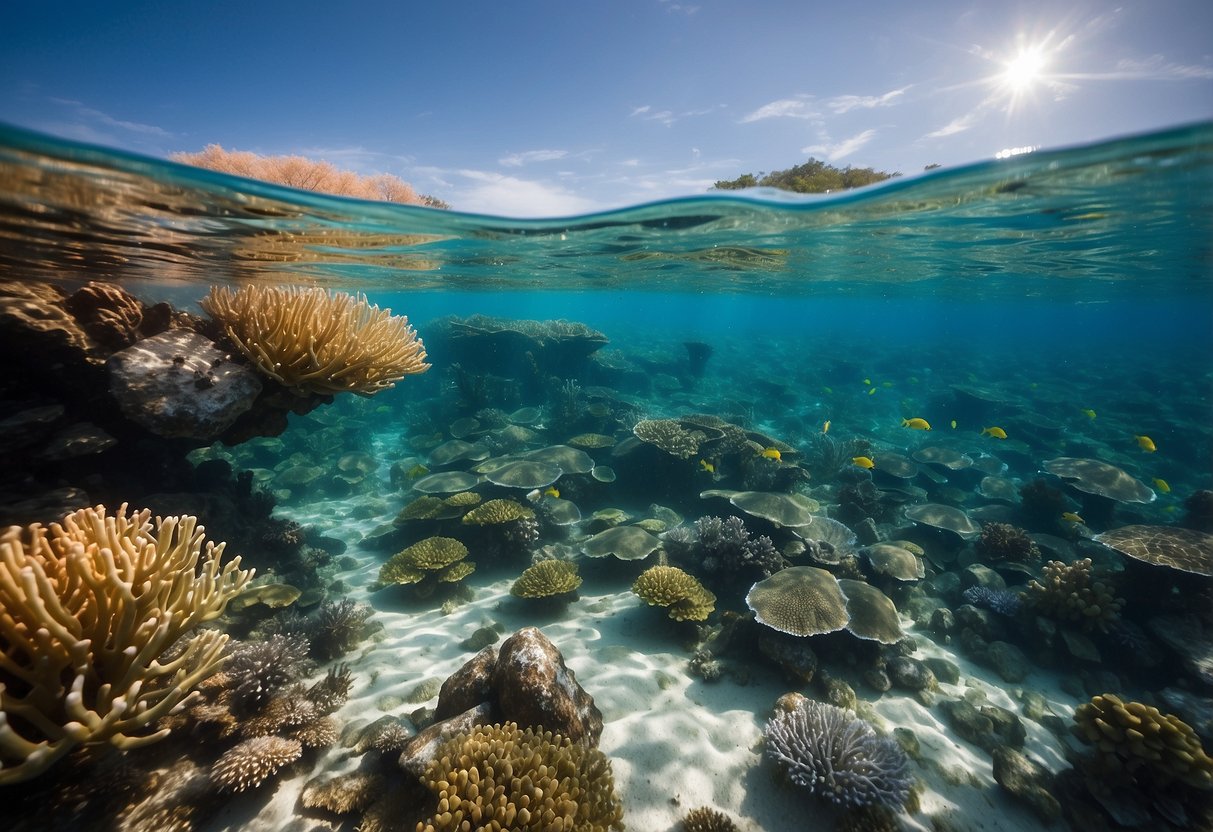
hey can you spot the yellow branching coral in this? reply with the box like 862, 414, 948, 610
632, 565, 717, 622
0, 503, 253, 784
200, 285, 429, 396
511, 560, 583, 599
417, 722, 624, 832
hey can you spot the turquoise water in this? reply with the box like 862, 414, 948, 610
2, 121, 1212, 830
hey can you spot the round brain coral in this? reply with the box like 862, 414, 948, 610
416, 722, 624, 832
512, 560, 583, 598
632, 565, 717, 622
764, 695, 913, 810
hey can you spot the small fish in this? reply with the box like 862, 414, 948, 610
902, 417, 931, 431
760, 447, 782, 461
406, 463, 429, 479
822, 420, 831, 435
868, 388, 877, 396
863, 378, 871, 386
698, 459, 715, 473
823, 386, 834, 394
882, 381, 893, 388
1082, 409, 1097, 420
981, 426, 1008, 439
852, 456, 875, 469
1135, 435, 1157, 453
1153, 478, 1171, 494
543, 486, 560, 499
1061, 512, 1085, 524
950, 419, 958, 430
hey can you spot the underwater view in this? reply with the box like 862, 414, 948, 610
1, 120, 1212, 832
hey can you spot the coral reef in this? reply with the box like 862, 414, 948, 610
631, 565, 717, 622
375, 536, 475, 594
415, 722, 624, 832
0, 503, 252, 783
1025, 558, 1124, 633
306, 598, 374, 660
461, 498, 535, 526
201, 285, 429, 395
511, 559, 583, 599
209, 735, 302, 793
224, 633, 312, 711
746, 566, 850, 637
1072, 693, 1213, 789
633, 418, 706, 459
665, 515, 783, 581
962, 586, 1024, 617
682, 805, 740, 831
976, 522, 1040, 563
764, 693, 913, 810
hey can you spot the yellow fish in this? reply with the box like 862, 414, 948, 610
852, 456, 875, 469
822, 420, 831, 435
543, 486, 560, 499
902, 417, 931, 431
406, 464, 429, 479
863, 378, 871, 386
698, 459, 715, 473
1135, 435, 1157, 453
1153, 478, 1171, 494
1061, 512, 1084, 524
981, 426, 1008, 439
950, 420, 958, 430
1082, 409, 1097, 420
868, 388, 877, 396
760, 447, 782, 461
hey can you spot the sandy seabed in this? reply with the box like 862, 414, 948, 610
197, 497, 1080, 832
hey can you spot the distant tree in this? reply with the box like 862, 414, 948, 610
923, 163, 942, 171
171, 144, 444, 208
713, 158, 896, 194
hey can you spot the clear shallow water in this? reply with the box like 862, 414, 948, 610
2, 122, 1213, 831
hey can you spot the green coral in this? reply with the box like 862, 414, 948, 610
511, 560, 583, 599
632, 565, 716, 622
416, 722, 624, 832
375, 537, 472, 592
462, 498, 535, 525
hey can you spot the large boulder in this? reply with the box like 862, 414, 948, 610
106, 329, 262, 440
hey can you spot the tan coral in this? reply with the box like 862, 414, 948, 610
210, 735, 302, 793
1026, 558, 1124, 633
0, 503, 252, 784
302, 771, 386, 814
683, 806, 742, 832
1073, 693, 1213, 789
632, 565, 716, 622
633, 418, 706, 459
461, 498, 535, 525
416, 722, 624, 832
200, 285, 429, 396
512, 560, 583, 598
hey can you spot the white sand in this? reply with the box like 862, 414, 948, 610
198, 493, 1082, 832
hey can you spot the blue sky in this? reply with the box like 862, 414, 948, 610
3, 0, 1211, 216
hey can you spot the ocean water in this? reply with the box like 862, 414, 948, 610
1, 121, 1212, 831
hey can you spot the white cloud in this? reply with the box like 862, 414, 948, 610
924, 114, 979, 138
658, 0, 700, 15
827, 86, 911, 114
741, 97, 817, 123
1111, 54, 1213, 80
499, 149, 569, 167
453, 169, 600, 218
801, 129, 877, 162
630, 105, 652, 117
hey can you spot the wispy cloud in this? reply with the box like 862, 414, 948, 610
49, 98, 172, 137
499, 149, 569, 167
1108, 54, 1213, 80
801, 129, 877, 162
630, 103, 723, 127
826, 86, 911, 114
740, 97, 818, 123
452, 169, 600, 217
924, 114, 979, 139
657, 0, 700, 15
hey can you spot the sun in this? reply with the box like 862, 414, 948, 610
1003, 47, 1047, 92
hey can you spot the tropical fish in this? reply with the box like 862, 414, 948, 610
852, 456, 875, 469
1153, 478, 1171, 494
902, 417, 931, 431
950, 420, 958, 430
760, 447, 782, 461
823, 386, 834, 394
1082, 409, 1097, 420
863, 378, 871, 386
1135, 435, 1157, 453
822, 420, 831, 435
406, 463, 429, 479
868, 388, 877, 396
543, 486, 560, 499
1061, 512, 1084, 524
981, 426, 1008, 439
882, 381, 893, 388
698, 459, 715, 473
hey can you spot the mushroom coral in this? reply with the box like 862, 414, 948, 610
0, 504, 253, 783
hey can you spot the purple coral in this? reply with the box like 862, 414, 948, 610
962, 586, 1023, 617
691, 515, 782, 577
765, 697, 913, 810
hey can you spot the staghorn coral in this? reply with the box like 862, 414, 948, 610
416, 722, 624, 832
209, 734, 302, 793
765, 693, 913, 810
304, 663, 354, 714
632, 565, 717, 622
1072, 693, 1213, 790
224, 633, 311, 711
307, 598, 374, 660
200, 285, 429, 396
1025, 558, 1124, 633
0, 503, 252, 784
682, 806, 741, 832
511, 559, 583, 599
977, 522, 1040, 563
